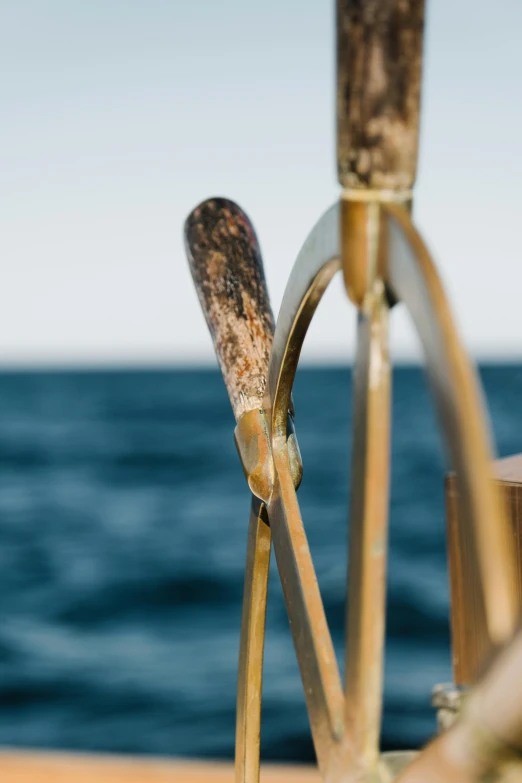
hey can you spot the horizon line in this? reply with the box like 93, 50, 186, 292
0, 356, 521, 373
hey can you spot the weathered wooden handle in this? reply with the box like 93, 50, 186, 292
337, 0, 426, 191
184, 198, 275, 421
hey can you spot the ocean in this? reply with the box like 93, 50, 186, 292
0, 365, 521, 762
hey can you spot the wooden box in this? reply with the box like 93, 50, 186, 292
446, 454, 522, 684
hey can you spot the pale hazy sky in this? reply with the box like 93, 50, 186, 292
1, 0, 521, 366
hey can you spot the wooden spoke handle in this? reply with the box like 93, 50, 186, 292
337, 0, 426, 192
185, 198, 275, 421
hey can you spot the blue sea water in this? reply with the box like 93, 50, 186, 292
0, 365, 521, 762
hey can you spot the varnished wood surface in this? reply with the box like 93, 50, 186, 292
446, 454, 522, 685
0, 751, 321, 783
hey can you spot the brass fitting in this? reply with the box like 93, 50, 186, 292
234, 408, 303, 505
340, 189, 412, 311
432, 683, 469, 733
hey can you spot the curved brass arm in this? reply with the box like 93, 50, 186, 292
268, 203, 341, 441
257, 199, 518, 781
189, 195, 519, 783
384, 204, 518, 647
397, 623, 522, 783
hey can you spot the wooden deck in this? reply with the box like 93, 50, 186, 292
0, 750, 321, 783
0, 749, 419, 781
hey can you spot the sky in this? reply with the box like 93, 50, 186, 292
1, 0, 522, 366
